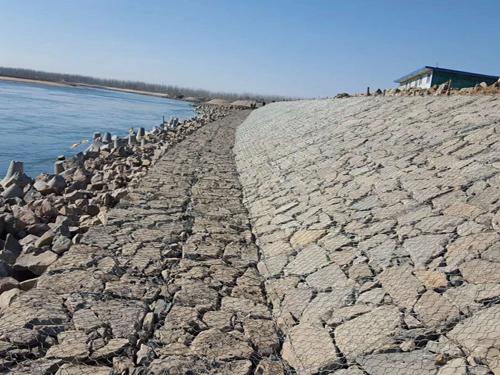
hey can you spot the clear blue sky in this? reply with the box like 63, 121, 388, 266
1, 0, 498, 97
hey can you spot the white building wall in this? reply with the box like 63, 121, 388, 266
400, 72, 433, 89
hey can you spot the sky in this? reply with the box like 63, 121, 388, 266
0, 0, 499, 98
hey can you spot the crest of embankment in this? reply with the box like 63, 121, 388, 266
234, 96, 500, 374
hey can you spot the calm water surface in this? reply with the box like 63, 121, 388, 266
0, 81, 195, 177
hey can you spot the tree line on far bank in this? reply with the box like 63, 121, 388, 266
0, 66, 287, 102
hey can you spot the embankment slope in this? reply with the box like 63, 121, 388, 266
235, 96, 500, 374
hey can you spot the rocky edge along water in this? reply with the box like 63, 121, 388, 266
0, 104, 232, 295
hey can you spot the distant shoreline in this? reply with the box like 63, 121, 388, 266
0, 75, 69, 87
0, 75, 187, 101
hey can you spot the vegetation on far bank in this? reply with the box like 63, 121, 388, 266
0, 66, 288, 102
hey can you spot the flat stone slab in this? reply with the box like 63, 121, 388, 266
284, 244, 329, 276
447, 305, 500, 369
335, 305, 401, 360
356, 350, 438, 375
377, 264, 423, 310
190, 328, 253, 361
413, 290, 460, 328
282, 322, 341, 374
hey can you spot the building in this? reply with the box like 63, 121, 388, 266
395, 66, 499, 90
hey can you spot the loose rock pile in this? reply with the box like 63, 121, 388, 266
0, 105, 231, 303
382, 80, 500, 96
336, 78, 500, 99
384, 78, 500, 97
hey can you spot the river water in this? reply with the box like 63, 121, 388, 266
0, 80, 195, 177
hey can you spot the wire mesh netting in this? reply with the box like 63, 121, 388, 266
234, 96, 500, 374
0, 95, 499, 374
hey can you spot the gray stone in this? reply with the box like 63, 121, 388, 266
278, 286, 313, 321
328, 305, 373, 327
335, 305, 401, 360
51, 235, 72, 254
357, 288, 386, 305
14, 250, 58, 275
444, 283, 500, 313
365, 239, 402, 272
221, 296, 271, 319
37, 269, 104, 295
91, 299, 146, 339
318, 233, 352, 251
289, 229, 327, 249
173, 281, 219, 310
73, 308, 102, 332
2, 183, 23, 199
243, 318, 279, 355
333, 368, 365, 375
403, 234, 448, 269
45, 330, 89, 359
55, 364, 112, 375
255, 359, 285, 375
330, 247, 359, 266
257, 254, 288, 278
413, 290, 460, 328
0, 288, 67, 335
47, 175, 67, 193
9, 358, 63, 375
284, 244, 329, 276
91, 338, 129, 359
203, 310, 234, 330
301, 289, 354, 325
35, 230, 55, 248
447, 305, 500, 367
459, 259, 500, 284
282, 322, 340, 374
33, 179, 51, 194
0, 233, 22, 264
415, 215, 464, 234
378, 264, 423, 310
0, 276, 18, 293
0, 288, 21, 309
305, 263, 355, 291
356, 350, 437, 375
445, 233, 498, 271
348, 261, 373, 281
437, 357, 467, 375
190, 328, 253, 361
135, 343, 152, 365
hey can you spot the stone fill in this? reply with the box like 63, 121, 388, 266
235, 96, 500, 374
2, 94, 500, 374
0, 111, 282, 374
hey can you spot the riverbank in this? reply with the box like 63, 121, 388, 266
0, 73, 279, 105
0, 75, 70, 87
0, 75, 176, 99
0, 104, 232, 297
0, 80, 196, 177
0, 108, 283, 374
1, 93, 499, 374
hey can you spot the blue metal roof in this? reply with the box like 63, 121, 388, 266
394, 66, 499, 83
394, 67, 432, 83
